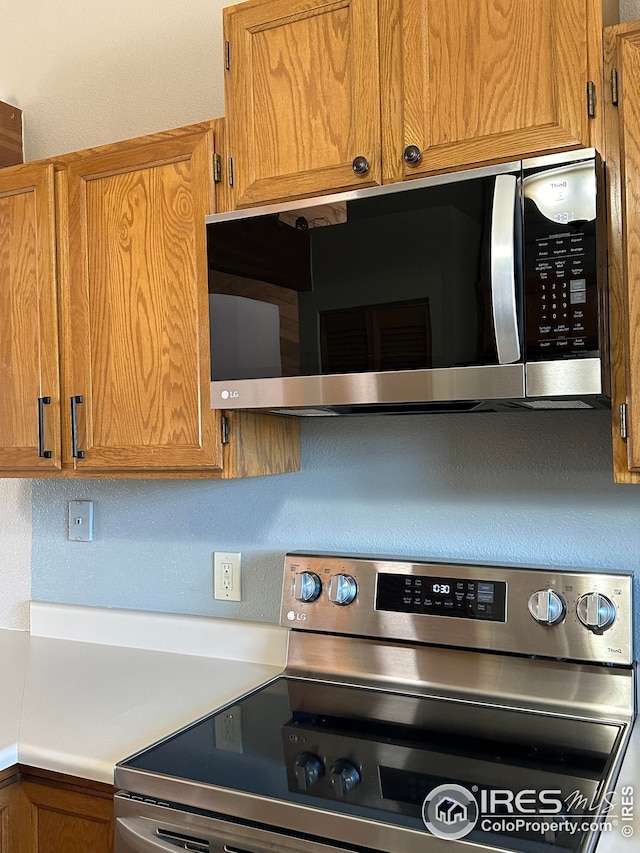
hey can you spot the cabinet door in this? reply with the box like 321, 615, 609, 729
381, 0, 604, 183
0, 162, 62, 471
61, 130, 222, 472
224, 0, 381, 206
19, 781, 113, 853
604, 23, 640, 482
0, 782, 20, 853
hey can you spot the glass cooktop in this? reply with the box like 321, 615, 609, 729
120, 676, 624, 852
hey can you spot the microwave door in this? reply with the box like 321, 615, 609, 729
490, 174, 521, 365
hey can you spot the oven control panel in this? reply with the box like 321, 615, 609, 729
280, 554, 634, 665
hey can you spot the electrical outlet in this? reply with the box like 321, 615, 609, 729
213, 552, 241, 601
68, 500, 94, 542
213, 705, 243, 752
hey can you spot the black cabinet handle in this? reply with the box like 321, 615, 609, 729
403, 144, 422, 165
351, 156, 370, 176
37, 396, 52, 458
70, 395, 85, 459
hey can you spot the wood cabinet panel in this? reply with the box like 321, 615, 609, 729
225, 0, 613, 202
604, 22, 640, 482
224, 0, 382, 206
0, 163, 61, 472
0, 123, 299, 478
381, 0, 606, 183
0, 101, 23, 168
0, 779, 20, 853
61, 130, 223, 471
19, 774, 113, 853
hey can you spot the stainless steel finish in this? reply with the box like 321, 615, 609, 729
522, 147, 597, 171
115, 796, 363, 853
620, 402, 628, 439
490, 174, 520, 364
281, 554, 634, 666
327, 574, 357, 606
114, 787, 525, 853
525, 357, 603, 397
284, 633, 635, 721
522, 159, 596, 223
577, 591, 617, 632
527, 588, 566, 625
293, 571, 322, 603
205, 159, 522, 226
211, 363, 526, 410
116, 553, 635, 853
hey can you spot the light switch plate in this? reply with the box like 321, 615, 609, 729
213, 552, 241, 601
68, 500, 94, 542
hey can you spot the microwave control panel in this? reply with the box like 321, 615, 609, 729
524, 230, 599, 359
522, 156, 601, 361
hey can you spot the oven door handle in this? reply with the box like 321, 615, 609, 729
490, 173, 521, 365
116, 818, 209, 852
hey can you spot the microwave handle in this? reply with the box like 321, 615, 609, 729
490, 174, 521, 364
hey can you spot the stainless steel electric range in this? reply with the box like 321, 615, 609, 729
114, 554, 636, 853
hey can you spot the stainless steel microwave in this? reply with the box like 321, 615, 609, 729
206, 149, 609, 415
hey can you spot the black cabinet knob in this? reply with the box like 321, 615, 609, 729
352, 156, 370, 176
403, 145, 422, 165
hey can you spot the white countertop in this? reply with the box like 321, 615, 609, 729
0, 603, 287, 784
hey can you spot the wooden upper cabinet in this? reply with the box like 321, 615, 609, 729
59, 130, 223, 472
224, 0, 615, 203
0, 163, 62, 472
223, 0, 382, 206
380, 0, 614, 183
604, 22, 640, 483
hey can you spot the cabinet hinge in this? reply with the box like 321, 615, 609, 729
620, 403, 628, 440
228, 156, 235, 187
225, 41, 231, 71
221, 414, 230, 445
586, 81, 596, 118
611, 68, 619, 106
213, 153, 222, 184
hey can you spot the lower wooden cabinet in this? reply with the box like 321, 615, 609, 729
1, 768, 114, 853
0, 771, 21, 853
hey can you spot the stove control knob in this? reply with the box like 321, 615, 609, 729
330, 759, 361, 798
294, 753, 324, 791
528, 589, 566, 626
328, 574, 357, 606
576, 593, 616, 633
293, 572, 322, 603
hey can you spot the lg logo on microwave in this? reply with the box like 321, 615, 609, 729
220, 390, 239, 400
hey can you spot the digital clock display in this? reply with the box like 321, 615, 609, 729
375, 573, 507, 622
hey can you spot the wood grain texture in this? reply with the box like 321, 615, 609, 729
604, 24, 634, 482
0, 782, 19, 853
225, 0, 382, 206
222, 409, 301, 478
618, 30, 640, 475
62, 130, 223, 471
0, 162, 62, 471
0, 101, 23, 168
19, 780, 113, 853
381, 0, 606, 183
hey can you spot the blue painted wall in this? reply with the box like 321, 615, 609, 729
31, 411, 640, 633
